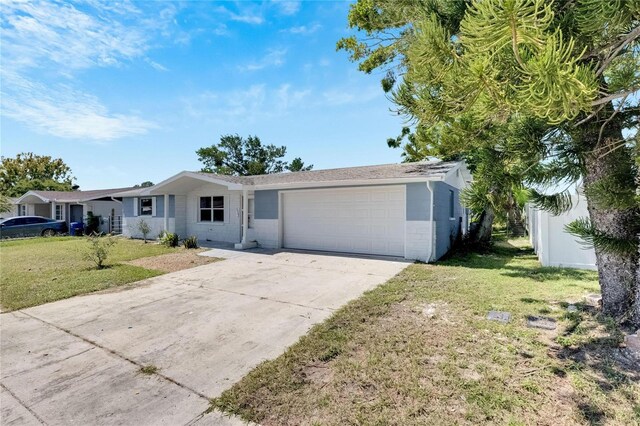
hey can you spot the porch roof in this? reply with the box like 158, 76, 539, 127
15, 187, 135, 204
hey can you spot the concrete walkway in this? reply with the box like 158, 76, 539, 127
1, 248, 408, 425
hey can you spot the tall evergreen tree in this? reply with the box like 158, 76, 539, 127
339, 0, 640, 325
196, 135, 313, 176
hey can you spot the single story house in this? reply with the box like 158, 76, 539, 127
13, 187, 134, 234
526, 193, 597, 270
114, 161, 471, 262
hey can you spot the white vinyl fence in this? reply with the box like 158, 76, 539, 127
526, 194, 597, 270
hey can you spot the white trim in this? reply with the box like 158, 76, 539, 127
426, 181, 435, 262
197, 195, 225, 224
15, 191, 50, 204
133, 197, 139, 217
252, 176, 445, 191
241, 189, 248, 244
140, 171, 243, 195
163, 194, 169, 231
404, 185, 407, 259
151, 197, 157, 217
55, 203, 65, 221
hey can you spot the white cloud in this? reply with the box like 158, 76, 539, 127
229, 12, 264, 25
214, 4, 264, 25
0, 0, 173, 141
238, 48, 287, 72
1, 72, 155, 141
285, 23, 322, 35
0, 0, 160, 71
182, 83, 310, 122
146, 58, 168, 72
274, 1, 301, 16
322, 86, 381, 106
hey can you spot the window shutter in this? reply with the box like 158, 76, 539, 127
133, 198, 138, 217
151, 197, 157, 217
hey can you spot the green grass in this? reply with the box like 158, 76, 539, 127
0, 237, 180, 311
212, 239, 640, 425
140, 365, 159, 375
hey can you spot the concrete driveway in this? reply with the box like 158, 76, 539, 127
1, 248, 408, 425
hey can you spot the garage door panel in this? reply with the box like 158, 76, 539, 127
283, 186, 405, 257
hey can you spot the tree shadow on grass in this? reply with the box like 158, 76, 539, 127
501, 265, 596, 282
549, 309, 639, 424
439, 240, 529, 270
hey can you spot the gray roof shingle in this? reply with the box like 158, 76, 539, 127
26, 187, 136, 202
195, 160, 458, 186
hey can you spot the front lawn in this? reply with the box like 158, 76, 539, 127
213, 239, 639, 425
0, 237, 183, 311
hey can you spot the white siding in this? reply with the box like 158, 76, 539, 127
185, 185, 242, 243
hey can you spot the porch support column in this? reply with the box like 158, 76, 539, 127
241, 189, 248, 244
51, 201, 56, 219
163, 194, 170, 232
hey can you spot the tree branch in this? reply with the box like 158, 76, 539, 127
591, 88, 639, 106
595, 25, 640, 76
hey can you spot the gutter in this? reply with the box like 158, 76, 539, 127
426, 181, 436, 263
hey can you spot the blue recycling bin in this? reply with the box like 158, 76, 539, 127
70, 222, 84, 236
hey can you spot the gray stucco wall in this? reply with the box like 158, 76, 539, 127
122, 198, 134, 217
155, 195, 164, 218
433, 182, 462, 260
169, 195, 175, 218
255, 190, 279, 220
406, 182, 431, 221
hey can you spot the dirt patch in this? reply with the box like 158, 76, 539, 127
124, 250, 219, 272
298, 363, 334, 386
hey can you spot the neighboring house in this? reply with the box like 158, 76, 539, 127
13, 187, 134, 234
526, 193, 597, 270
1, 198, 19, 220
114, 161, 471, 262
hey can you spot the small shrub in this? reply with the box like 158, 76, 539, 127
84, 233, 116, 269
85, 212, 101, 235
160, 232, 179, 248
136, 219, 152, 243
183, 235, 199, 249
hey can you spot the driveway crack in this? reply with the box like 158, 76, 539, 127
1, 347, 96, 381
1, 382, 47, 425
183, 284, 336, 312
17, 311, 211, 402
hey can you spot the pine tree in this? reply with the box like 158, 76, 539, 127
339, 0, 640, 325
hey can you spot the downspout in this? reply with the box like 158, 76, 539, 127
426, 181, 436, 262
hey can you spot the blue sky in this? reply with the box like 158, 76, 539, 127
0, 0, 407, 189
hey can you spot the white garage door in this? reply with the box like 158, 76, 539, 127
282, 186, 405, 257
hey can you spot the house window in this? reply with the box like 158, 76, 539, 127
199, 196, 224, 222
449, 190, 455, 219
55, 204, 63, 221
19, 205, 26, 216
139, 198, 153, 216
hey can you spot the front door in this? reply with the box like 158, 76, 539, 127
70, 205, 83, 223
